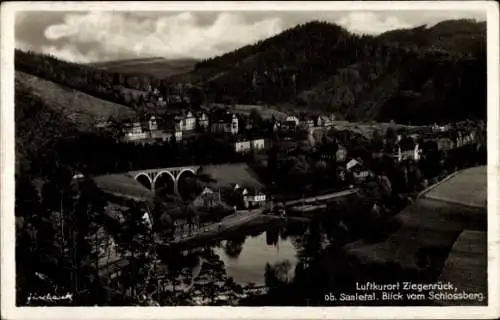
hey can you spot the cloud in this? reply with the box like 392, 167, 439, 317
337, 12, 413, 35
15, 10, 485, 63
41, 11, 284, 63
41, 44, 99, 63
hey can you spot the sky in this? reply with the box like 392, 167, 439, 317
15, 10, 486, 63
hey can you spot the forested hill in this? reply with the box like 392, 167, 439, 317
189, 19, 486, 124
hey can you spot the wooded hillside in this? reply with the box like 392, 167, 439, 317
188, 19, 486, 124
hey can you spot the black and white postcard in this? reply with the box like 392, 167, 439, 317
1, 1, 499, 319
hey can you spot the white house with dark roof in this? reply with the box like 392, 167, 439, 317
396, 137, 422, 162
285, 115, 300, 126
233, 184, 267, 209
346, 159, 370, 181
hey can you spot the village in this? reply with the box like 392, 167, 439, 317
83, 82, 486, 306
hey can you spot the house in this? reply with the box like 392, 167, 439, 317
144, 116, 158, 131
272, 121, 281, 132
316, 115, 334, 128
193, 187, 219, 208
468, 130, 477, 144
235, 140, 252, 153
346, 158, 360, 171
437, 136, 455, 151
229, 114, 239, 135
121, 115, 174, 144
96, 121, 113, 129
299, 115, 315, 129
210, 109, 239, 135
122, 121, 148, 142
319, 142, 347, 163
245, 188, 267, 209
346, 159, 370, 181
166, 94, 183, 104
84, 222, 127, 281
336, 144, 348, 162
173, 111, 196, 132
251, 138, 266, 152
142, 212, 153, 230
184, 111, 197, 131
336, 167, 347, 182
234, 184, 267, 209
455, 129, 476, 147
197, 112, 210, 131
432, 123, 449, 133
228, 184, 267, 209
396, 137, 422, 162
150, 129, 171, 142
234, 138, 267, 154
285, 115, 300, 126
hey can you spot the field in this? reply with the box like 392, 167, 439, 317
422, 166, 487, 208
344, 206, 462, 273
437, 230, 487, 304
16, 71, 136, 130
93, 173, 154, 202
91, 57, 197, 78
343, 165, 487, 276
200, 163, 264, 190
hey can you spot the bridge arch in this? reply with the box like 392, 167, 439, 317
176, 168, 197, 199
175, 168, 196, 182
135, 172, 153, 190
153, 171, 176, 195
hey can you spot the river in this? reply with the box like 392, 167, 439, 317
214, 228, 299, 286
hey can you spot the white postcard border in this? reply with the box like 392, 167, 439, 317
1, 1, 499, 319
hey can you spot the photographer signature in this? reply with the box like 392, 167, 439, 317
27, 292, 73, 305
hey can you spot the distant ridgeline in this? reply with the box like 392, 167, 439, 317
189, 19, 486, 124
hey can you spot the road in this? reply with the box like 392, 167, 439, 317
172, 209, 264, 244
282, 188, 359, 207
168, 188, 359, 245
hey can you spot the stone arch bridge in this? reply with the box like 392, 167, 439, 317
129, 165, 201, 196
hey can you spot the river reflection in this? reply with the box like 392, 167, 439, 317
214, 229, 299, 286
157, 220, 329, 305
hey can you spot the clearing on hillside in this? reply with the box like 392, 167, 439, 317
16, 71, 136, 130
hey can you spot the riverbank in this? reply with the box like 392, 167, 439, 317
160, 250, 269, 306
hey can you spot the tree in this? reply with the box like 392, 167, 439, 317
224, 235, 246, 258
385, 127, 398, 148
249, 108, 264, 128
186, 86, 205, 108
